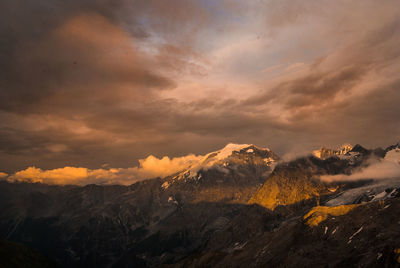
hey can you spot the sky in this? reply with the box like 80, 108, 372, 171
1, 0, 400, 184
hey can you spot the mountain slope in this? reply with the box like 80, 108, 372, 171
249, 144, 386, 210
173, 197, 400, 268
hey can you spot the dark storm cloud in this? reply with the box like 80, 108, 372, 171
244, 65, 367, 109
1, 0, 400, 177
0, 0, 216, 115
0, 0, 142, 72
0, 0, 219, 172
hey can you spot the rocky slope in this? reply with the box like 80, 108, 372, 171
248, 143, 385, 210
173, 197, 400, 268
312, 143, 354, 159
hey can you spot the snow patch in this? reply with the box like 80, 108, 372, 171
371, 191, 388, 201
161, 181, 170, 189
313, 144, 353, 159
214, 143, 251, 159
326, 179, 400, 206
348, 226, 363, 244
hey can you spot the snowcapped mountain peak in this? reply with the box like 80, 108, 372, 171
198, 143, 276, 168
209, 143, 252, 160
312, 143, 353, 159
161, 143, 279, 189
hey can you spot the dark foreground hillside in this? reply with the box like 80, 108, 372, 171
171, 197, 400, 268
0, 240, 57, 268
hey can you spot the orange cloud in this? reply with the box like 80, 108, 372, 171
135, 154, 202, 178
10, 166, 89, 184
4, 154, 202, 186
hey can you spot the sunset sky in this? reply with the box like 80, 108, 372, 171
1, 0, 400, 184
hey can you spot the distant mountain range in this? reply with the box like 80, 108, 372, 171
1, 142, 400, 267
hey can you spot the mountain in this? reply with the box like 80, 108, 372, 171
163, 143, 279, 183
248, 143, 386, 210
0, 143, 400, 267
160, 143, 280, 204
312, 143, 353, 159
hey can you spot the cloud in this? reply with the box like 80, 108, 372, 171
320, 150, 400, 182
135, 154, 201, 178
8, 166, 94, 185
1, 12, 174, 115
1, 0, 400, 175
3, 154, 202, 185
281, 150, 313, 163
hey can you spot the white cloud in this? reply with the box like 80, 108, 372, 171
320, 149, 400, 182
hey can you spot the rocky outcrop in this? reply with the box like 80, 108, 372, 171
248, 156, 350, 210
312, 144, 353, 159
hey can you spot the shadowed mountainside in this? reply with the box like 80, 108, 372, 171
0, 240, 58, 268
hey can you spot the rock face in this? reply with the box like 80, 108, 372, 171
248, 158, 327, 210
1, 143, 400, 267
248, 143, 395, 211
312, 144, 353, 159
175, 197, 400, 268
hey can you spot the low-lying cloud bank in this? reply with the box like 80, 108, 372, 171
1, 154, 201, 186
320, 149, 400, 182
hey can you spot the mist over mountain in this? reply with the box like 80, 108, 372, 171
1, 142, 400, 267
